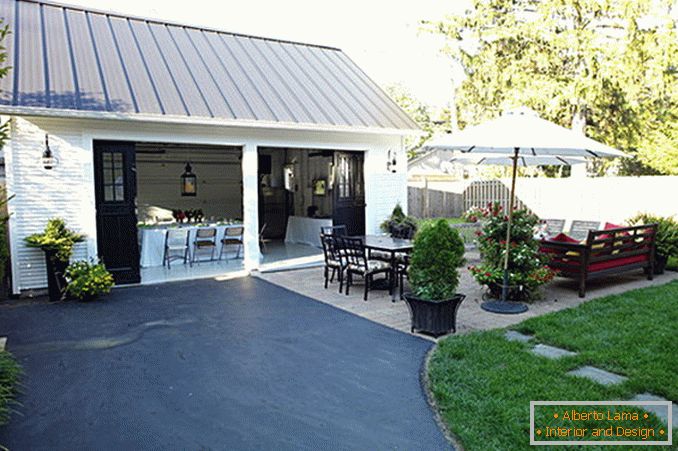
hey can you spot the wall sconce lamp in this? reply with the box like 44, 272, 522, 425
386, 149, 397, 173
181, 162, 197, 196
42, 134, 57, 170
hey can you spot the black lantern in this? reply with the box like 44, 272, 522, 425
42, 134, 56, 170
181, 162, 197, 196
386, 149, 397, 173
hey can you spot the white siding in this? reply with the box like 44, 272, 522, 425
6, 116, 409, 293
364, 137, 408, 234
7, 117, 95, 293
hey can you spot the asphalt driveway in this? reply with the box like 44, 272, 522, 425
0, 276, 451, 450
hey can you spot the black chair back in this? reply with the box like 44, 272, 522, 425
320, 234, 341, 265
336, 236, 367, 268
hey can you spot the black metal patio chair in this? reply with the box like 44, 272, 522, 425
320, 233, 345, 292
336, 236, 391, 301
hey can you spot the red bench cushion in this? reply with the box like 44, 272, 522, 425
588, 254, 648, 272
549, 254, 648, 273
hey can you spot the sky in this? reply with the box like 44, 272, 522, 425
63, 0, 469, 108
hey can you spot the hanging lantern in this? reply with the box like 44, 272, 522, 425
181, 162, 197, 196
386, 149, 397, 173
42, 134, 57, 170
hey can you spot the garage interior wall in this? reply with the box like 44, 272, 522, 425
135, 143, 243, 223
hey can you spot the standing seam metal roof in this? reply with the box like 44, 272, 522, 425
0, 0, 419, 131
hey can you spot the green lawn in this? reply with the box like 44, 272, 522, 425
0, 350, 20, 427
444, 217, 466, 225
428, 281, 678, 450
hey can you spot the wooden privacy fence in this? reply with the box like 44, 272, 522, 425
408, 179, 524, 219
408, 187, 464, 218
462, 179, 527, 213
409, 176, 678, 224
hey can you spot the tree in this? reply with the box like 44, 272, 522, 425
0, 21, 10, 287
425, 0, 678, 175
386, 84, 450, 159
0, 20, 9, 144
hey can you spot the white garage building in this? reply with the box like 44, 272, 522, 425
0, 0, 417, 295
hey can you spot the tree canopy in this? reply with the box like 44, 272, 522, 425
425, 0, 678, 175
386, 84, 451, 159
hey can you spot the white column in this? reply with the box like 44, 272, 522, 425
241, 143, 260, 271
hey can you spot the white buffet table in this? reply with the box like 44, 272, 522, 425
139, 224, 243, 267
284, 216, 332, 248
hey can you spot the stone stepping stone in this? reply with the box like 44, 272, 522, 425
505, 330, 533, 343
531, 344, 577, 359
631, 393, 677, 428
567, 366, 627, 385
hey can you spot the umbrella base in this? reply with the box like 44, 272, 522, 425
481, 300, 528, 314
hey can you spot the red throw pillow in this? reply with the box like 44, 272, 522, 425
604, 222, 625, 230
601, 222, 629, 239
549, 233, 579, 243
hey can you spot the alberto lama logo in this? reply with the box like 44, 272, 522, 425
543, 409, 658, 441
563, 409, 642, 421
530, 401, 672, 445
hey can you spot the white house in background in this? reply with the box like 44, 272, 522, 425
0, 0, 418, 295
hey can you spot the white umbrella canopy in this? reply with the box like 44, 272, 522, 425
421, 108, 628, 313
450, 154, 587, 167
423, 108, 628, 158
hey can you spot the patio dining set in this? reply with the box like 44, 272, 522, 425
320, 226, 414, 301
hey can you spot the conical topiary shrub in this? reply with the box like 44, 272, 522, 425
404, 219, 466, 336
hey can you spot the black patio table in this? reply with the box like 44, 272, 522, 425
352, 235, 414, 301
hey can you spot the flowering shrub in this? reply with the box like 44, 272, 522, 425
470, 202, 554, 301
65, 260, 114, 301
462, 206, 484, 223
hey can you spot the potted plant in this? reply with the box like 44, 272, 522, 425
469, 203, 554, 301
25, 218, 85, 301
628, 213, 678, 274
403, 219, 466, 336
380, 203, 417, 238
64, 260, 114, 302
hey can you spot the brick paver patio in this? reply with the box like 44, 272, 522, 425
256, 251, 678, 340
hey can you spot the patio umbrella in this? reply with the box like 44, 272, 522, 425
422, 108, 628, 314
449, 155, 586, 167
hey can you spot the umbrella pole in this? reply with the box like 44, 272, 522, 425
481, 146, 527, 314
501, 147, 520, 302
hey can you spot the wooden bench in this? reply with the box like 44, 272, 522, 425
540, 224, 657, 297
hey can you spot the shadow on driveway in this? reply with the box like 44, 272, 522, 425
0, 277, 451, 450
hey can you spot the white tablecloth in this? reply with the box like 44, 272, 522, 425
139, 224, 243, 267
284, 216, 332, 248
